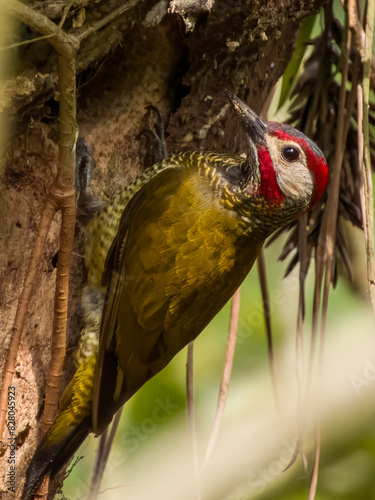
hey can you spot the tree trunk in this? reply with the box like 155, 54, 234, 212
0, 0, 328, 497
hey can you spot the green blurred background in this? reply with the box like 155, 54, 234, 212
63, 227, 375, 499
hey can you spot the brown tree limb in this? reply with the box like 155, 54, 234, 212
0, 1, 74, 52
4, 0, 79, 56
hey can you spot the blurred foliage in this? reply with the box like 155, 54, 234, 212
271, 1, 375, 289
277, 15, 316, 110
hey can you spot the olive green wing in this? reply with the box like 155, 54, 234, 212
92, 165, 186, 432
92, 164, 253, 434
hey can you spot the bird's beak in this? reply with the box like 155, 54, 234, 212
225, 90, 267, 145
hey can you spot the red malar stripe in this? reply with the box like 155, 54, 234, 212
257, 147, 284, 205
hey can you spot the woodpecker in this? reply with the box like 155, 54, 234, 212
24, 91, 328, 498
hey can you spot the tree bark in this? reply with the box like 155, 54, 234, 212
0, 0, 329, 497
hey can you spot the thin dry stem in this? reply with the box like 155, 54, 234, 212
89, 409, 123, 499
346, 0, 365, 54
41, 48, 78, 427
0, 199, 57, 442
343, 55, 360, 142
307, 10, 351, 397
309, 423, 321, 500
0, 1, 73, 51
286, 215, 309, 472
77, 0, 140, 42
361, 0, 375, 318
308, 14, 352, 500
186, 342, 200, 500
92, 427, 108, 490
3, 0, 138, 53
41, 194, 76, 430
204, 287, 241, 466
5, 0, 79, 55
288, 5, 333, 467
257, 252, 280, 411
357, 86, 366, 238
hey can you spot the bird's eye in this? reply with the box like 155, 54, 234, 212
282, 146, 300, 163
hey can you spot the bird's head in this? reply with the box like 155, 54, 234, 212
225, 91, 329, 213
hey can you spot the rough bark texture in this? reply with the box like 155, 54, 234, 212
0, 0, 328, 497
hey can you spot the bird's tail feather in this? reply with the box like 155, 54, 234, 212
23, 417, 90, 500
